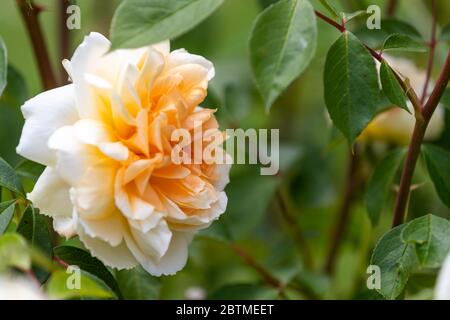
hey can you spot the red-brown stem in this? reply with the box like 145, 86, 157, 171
386, 0, 399, 16
324, 150, 358, 274
392, 50, 450, 227
276, 189, 313, 269
315, 10, 346, 32
53, 256, 69, 268
420, 0, 437, 104
16, 0, 57, 90
231, 244, 283, 290
58, 0, 71, 83
391, 121, 426, 227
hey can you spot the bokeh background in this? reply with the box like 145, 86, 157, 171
1, 0, 450, 299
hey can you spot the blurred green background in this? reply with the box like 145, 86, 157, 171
1, 0, 450, 299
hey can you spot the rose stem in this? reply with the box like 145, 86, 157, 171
58, 0, 71, 84
315, 10, 450, 227
276, 188, 313, 269
386, 0, 399, 16
324, 149, 358, 274
420, 0, 438, 104
231, 244, 283, 289
16, 0, 57, 90
392, 50, 450, 227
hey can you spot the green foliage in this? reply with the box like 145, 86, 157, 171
440, 23, 450, 42
116, 266, 160, 300
110, 0, 224, 49
341, 11, 368, 24
249, 0, 317, 110
0, 156, 24, 197
422, 144, 450, 208
324, 31, 381, 143
380, 61, 408, 112
318, 0, 339, 18
355, 18, 422, 48
382, 34, 427, 53
371, 215, 450, 299
0, 200, 16, 234
366, 148, 406, 225
0, 66, 27, 164
17, 206, 52, 282
0, 37, 6, 97
202, 172, 278, 241
15, 159, 44, 181
0, 233, 30, 271
54, 246, 122, 299
46, 270, 115, 300
209, 283, 279, 299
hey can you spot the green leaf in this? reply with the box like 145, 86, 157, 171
380, 61, 408, 112
324, 31, 381, 143
46, 270, 114, 300
0, 233, 30, 271
0, 156, 24, 197
15, 159, 45, 181
0, 37, 6, 97
54, 246, 122, 299
116, 266, 160, 300
250, 0, 317, 110
17, 206, 52, 282
382, 34, 427, 53
0, 200, 16, 234
209, 283, 279, 300
318, 0, 339, 18
341, 10, 368, 24
422, 144, 450, 208
365, 148, 405, 225
371, 214, 450, 299
402, 214, 450, 268
110, 0, 224, 49
258, 0, 279, 9
440, 23, 450, 42
355, 18, 422, 48
370, 223, 418, 299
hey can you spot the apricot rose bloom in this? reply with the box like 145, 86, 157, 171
16, 32, 230, 275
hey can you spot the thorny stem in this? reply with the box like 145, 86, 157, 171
276, 188, 313, 269
16, 0, 57, 90
420, 0, 438, 104
324, 150, 358, 274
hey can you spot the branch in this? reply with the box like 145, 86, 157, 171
16, 0, 57, 90
231, 245, 283, 290
276, 188, 313, 269
392, 51, 450, 227
420, 0, 438, 104
58, 0, 71, 83
386, 0, 399, 16
324, 150, 358, 274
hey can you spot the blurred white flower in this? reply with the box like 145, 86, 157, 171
0, 274, 46, 300
435, 252, 450, 300
184, 286, 206, 300
16, 32, 230, 276
359, 55, 444, 145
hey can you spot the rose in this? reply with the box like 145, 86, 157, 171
17, 32, 230, 276
359, 55, 444, 145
